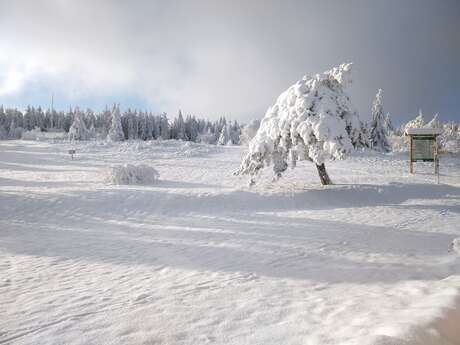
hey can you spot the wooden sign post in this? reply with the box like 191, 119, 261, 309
68, 149, 76, 160
405, 128, 442, 182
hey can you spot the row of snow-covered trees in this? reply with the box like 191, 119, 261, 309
387, 110, 460, 153
352, 88, 460, 154
1, 93, 458, 153
365, 88, 460, 153
0, 105, 243, 145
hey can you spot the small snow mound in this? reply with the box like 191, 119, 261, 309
106, 164, 160, 185
451, 238, 460, 254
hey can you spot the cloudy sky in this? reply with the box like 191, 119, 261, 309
0, 0, 459, 124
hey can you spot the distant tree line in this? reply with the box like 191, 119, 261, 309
0, 105, 243, 145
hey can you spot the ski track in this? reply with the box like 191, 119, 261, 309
1, 140, 460, 345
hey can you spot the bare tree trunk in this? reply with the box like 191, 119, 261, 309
316, 163, 332, 185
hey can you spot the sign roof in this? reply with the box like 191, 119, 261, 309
405, 128, 443, 136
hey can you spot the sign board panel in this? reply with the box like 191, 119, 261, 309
412, 136, 435, 161
406, 129, 440, 176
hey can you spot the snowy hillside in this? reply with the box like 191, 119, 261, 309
1, 140, 460, 345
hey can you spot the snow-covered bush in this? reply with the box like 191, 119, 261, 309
107, 104, 125, 142
68, 108, 91, 141
440, 122, 460, 153
106, 164, 160, 185
198, 128, 217, 144
368, 89, 390, 153
237, 63, 364, 185
21, 128, 66, 141
388, 134, 408, 152
21, 127, 45, 141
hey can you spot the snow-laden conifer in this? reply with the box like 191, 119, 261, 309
172, 110, 186, 140
383, 112, 394, 136
66, 109, 84, 140
107, 104, 125, 142
68, 107, 90, 141
369, 89, 390, 152
218, 123, 232, 145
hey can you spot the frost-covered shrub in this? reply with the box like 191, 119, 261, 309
21, 127, 45, 141
439, 122, 460, 153
388, 134, 408, 152
237, 63, 364, 185
198, 128, 217, 144
21, 128, 66, 141
106, 164, 160, 185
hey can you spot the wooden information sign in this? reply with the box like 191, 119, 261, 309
405, 128, 442, 181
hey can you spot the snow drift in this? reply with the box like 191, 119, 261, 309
1, 140, 460, 345
106, 164, 160, 185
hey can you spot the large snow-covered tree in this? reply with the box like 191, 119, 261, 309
368, 89, 390, 152
237, 63, 364, 185
107, 104, 125, 142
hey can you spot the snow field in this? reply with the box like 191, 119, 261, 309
1, 140, 460, 345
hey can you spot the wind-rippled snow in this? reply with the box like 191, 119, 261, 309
1, 140, 459, 345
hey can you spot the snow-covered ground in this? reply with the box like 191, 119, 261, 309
1, 139, 460, 345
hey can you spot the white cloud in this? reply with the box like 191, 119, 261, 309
0, 0, 459, 122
